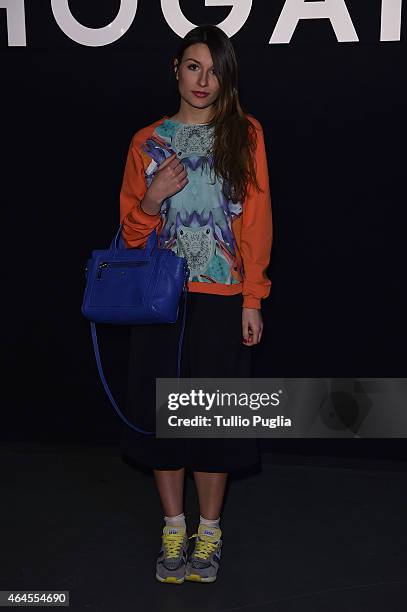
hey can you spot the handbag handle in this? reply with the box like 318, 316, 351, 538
109, 223, 158, 256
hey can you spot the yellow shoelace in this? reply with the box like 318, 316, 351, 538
162, 532, 185, 558
188, 534, 218, 559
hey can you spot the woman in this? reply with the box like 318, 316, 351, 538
119, 24, 273, 584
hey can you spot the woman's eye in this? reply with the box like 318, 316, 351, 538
187, 64, 216, 76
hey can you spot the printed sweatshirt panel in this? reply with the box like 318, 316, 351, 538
119, 115, 273, 309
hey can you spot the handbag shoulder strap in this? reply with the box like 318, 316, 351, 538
90, 288, 188, 435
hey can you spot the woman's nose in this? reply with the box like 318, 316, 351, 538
197, 72, 209, 87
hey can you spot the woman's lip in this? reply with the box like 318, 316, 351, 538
192, 91, 209, 98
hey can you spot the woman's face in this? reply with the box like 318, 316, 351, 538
174, 43, 220, 112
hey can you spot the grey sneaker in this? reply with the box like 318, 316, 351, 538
185, 524, 222, 583
156, 524, 189, 584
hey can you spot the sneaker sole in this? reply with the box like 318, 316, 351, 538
185, 573, 217, 583
156, 572, 185, 584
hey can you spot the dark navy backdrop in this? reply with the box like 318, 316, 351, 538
2, 1, 406, 459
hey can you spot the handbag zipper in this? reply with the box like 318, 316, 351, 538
97, 260, 149, 280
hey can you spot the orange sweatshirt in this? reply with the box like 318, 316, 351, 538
119, 114, 273, 309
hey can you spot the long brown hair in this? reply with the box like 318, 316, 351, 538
172, 24, 262, 203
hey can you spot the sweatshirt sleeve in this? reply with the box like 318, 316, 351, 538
240, 119, 273, 309
119, 135, 162, 249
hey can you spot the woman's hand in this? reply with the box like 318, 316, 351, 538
242, 307, 263, 346
144, 152, 189, 210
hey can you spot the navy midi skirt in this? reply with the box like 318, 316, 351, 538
119, 291, 261, 473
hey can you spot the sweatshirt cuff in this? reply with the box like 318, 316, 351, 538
242, 295, 261, 309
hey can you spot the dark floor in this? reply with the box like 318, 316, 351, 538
1, 443, 407, 611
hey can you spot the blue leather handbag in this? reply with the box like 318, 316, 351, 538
81, 224, 190, 435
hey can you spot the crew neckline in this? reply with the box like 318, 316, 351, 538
163, 115, 213, 127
